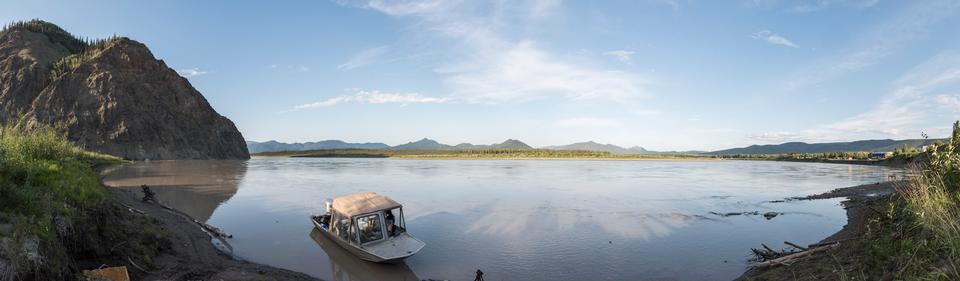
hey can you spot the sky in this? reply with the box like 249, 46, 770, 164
3, 0, 960, 151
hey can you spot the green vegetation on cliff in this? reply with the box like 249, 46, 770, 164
0, 125, 120, 239
1, 20, 124, 84
0, 19, 87, 53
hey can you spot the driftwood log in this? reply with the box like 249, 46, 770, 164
755, 243, 839, 268
751, 240, 831, 264
783, 241, 808, 251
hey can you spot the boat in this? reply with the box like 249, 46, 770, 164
310, 192, 426, 263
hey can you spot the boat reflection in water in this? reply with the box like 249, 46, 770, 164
309, 228, 420, 281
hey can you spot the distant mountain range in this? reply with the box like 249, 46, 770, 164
247, 138, 533, 153
249, 138, 942, 155
246, 140, 390, 153
543, 141, 650, 154
706, 139, 942, 155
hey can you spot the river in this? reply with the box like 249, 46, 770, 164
101, 157, 898, 281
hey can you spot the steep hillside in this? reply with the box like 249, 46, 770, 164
0, 20, 248, 160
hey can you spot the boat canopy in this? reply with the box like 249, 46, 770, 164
332, 192, 402, 217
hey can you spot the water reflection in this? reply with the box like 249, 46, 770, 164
102, 160, 246, 222
465, 202, 705, 240
309, 229, 420, 281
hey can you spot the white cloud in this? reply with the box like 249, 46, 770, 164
341, 0, 650, 104
752, 30, 799, 48
177, 68, 208, 77
604, 50, 636, 63
551, 117, 620, 128
294, 89, 449, 110
362, 0, 452, 16
295, 96, 353, 109
445, 41, 647, 103
752, 50, 960, 143
338, 46, 390, 70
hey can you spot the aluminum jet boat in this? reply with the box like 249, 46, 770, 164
311, 192, 425, 263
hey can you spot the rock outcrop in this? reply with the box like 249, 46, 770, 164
0, 20, 249, 160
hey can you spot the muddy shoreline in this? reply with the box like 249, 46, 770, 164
737, 181, 902, 280
106, 188, 321, 280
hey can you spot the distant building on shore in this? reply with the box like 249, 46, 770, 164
869, 152, 893, 159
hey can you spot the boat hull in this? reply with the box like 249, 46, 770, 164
311, 216, 420, 263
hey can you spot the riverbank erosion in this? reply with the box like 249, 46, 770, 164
0, 126, 316, 280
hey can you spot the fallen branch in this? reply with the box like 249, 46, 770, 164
755, 243, 839, 268
807, 237, 860, 248
783, 241, 807, 251
751, 243, 798, 261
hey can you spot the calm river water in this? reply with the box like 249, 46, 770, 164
102, 157, 898, 281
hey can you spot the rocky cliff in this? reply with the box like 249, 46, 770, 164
0, 20, 249, 160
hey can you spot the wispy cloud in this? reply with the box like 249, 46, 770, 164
604, 50, 636, 63
632, 109, 661, 116
746, 131, 805, 142
294, 89, 449, 110
444, 41, 648, 103
752, 30, 799, 48
791, 0, 880, 12
551, 117, 621, 128
342, 0, 650, 104
751, 50, 960, 143
649, 0, 681, 10
338, 46, 390, 70
269, 65, 310, 71
177, 68, 208, 77
786, 1, 960, 90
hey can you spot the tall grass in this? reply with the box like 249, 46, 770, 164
0, 124, 120, 239
890, 121, 960, 278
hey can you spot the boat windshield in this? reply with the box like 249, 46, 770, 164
356, 213, 384, 244
385, 207, 405, 237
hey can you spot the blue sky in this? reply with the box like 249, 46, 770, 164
3, 0, 959, 150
